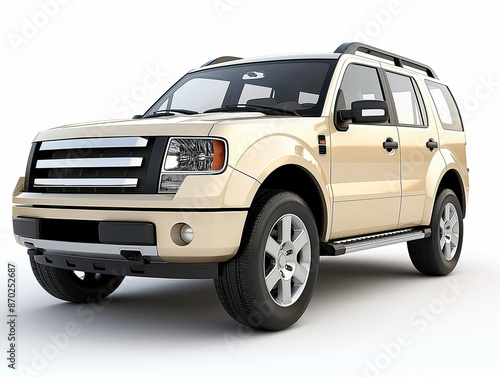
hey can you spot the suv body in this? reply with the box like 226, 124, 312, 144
12, 43, 469, 329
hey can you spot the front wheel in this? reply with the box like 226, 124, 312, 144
408, 189, 464, 276
215, 190, 320, 330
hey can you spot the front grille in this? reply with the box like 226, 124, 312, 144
27, 137, 167, 194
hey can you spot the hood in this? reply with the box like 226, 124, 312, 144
33, 112, 267, 142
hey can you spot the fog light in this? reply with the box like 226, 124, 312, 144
171, 223, 194, 246
180, 224, 194, 244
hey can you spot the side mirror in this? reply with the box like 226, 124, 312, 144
337, 100, 389, 126
132, 115, 143, 119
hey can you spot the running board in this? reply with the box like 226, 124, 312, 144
321, 228, 431, 256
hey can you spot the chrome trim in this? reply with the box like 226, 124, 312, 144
158, 137, 228, 193
34, 178, 139, 187
19, 237, 158, 258
160, 137, 228, 175
36, 157, 143, 169
40, 137, 148, 151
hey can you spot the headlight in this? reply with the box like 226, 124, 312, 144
158, 138, 227, 193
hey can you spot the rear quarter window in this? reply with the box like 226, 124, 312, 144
425, 81, 463, 131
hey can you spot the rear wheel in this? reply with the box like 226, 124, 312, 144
30, 256, 124, 303
215, 190, 320, 330
408, 189, 463, 275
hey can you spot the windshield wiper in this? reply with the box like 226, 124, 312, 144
143, 109, 198, 118
204, 104, 299, 116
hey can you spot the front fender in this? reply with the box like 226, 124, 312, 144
225, 134, 331, 211
211, 117, 332, 233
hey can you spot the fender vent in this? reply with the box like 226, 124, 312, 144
318, 135, 327, 155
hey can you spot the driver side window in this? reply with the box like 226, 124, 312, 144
337, 64, 385, 115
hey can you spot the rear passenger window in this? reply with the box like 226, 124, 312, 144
425, 81, 463, 131
386, 72, 426, 126
338, 65, 385, 118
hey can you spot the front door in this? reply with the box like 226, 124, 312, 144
330, 63, 401, 239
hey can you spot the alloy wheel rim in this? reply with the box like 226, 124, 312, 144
263, 214, 311, 307
439, 203, 460, 261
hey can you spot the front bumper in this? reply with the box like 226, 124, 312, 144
24, 240, 220, 279
13, 205, 248, 263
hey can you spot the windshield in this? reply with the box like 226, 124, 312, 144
144, 59, 337, 117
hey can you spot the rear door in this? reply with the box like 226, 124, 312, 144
381, 67, 439, 228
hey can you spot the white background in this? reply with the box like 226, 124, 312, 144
1, 0, 499, 376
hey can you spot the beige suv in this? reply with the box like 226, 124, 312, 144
12, 43, 469, 330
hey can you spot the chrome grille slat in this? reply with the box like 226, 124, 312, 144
40, 137, 149, 151
34, 178, 139, 187
36, 157, 143, 169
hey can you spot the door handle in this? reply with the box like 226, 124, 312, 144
426, 139, 438, 151
383, 138, 398, 152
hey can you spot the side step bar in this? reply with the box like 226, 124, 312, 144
321, 228, 431, 256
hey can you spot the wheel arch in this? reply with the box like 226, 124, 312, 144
437, 169, 467, 217
423, 168, 467, 225
224, 133, 332, 240
251, 164, 329, 240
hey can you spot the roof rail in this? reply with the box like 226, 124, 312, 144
201, 56, 243, 67
334, 42, 438, 79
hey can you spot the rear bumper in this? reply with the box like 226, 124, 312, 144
12, 205, 248, 263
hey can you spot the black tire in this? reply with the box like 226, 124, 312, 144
30, 256, 124, 303
408, 189, 464, 276
215, 190, 320, 330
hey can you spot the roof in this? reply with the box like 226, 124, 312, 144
196, 42, 438, 79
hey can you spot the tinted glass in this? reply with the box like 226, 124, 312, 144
338, 65, 385, 111
171, 78, 230, 113
238, 84, 273, 105
386, 72, 425, 126
425, 81, 463, 131
146, 60, 337, 117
